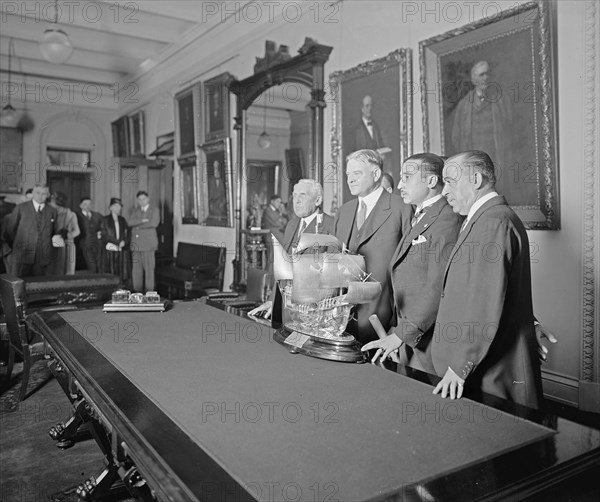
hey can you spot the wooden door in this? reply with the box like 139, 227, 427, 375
46, 170, 91, 212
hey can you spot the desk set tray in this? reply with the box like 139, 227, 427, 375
103, 301, 167, 313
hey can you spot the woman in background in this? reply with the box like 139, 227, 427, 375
100, 198, 130, 287
48, 192, 80, 275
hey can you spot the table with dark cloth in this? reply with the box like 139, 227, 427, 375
29, 301, 599, 502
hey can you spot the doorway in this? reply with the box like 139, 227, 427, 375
46, 147, 92, 212
46, 170, 91, 212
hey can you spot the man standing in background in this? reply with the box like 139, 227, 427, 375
75, 196, 102, 272
128, 191, 160, 292
4, 183, 64, 277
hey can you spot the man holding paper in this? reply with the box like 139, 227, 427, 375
248, 179, 334, 319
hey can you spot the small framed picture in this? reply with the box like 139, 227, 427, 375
175, 84, 201, 158
128, 110, 145, 157
199, 138, 233, 227
204, 72, 232, 142
179, 157, 200, 225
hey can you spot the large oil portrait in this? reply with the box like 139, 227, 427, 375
420, 1, 559, 229
199, 138, 233, 227
330, 49, 413, 205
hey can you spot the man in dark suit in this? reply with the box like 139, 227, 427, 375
362, 153, 463, 369
128, 191, 160, 292
249, 179, 334, 319
334, 149, 412, 345
261, 194, 286, 244
75, 196, 102, 272
4, 183, 64, 277
431, 150, 543, 409
353, 95, 385, 152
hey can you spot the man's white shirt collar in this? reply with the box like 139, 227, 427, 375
415, 194, 443, 214
464, 191, 499, 227
33, 201, 44, 211
358, 186, 384, 220
301, 211, 319, 228
141, 205, 149, 212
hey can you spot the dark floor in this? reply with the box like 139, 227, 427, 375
1, 364, 599, 502
1, 364, 106, 502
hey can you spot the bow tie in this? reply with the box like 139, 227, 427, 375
366, 120, 373, 126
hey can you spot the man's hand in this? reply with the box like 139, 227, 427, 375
433, 367, 465, 400
361, 333, 402, 364
119, 240, 126, 249
248, 301, 272, 320
51, 235, 65, 248
535, 322, 558, 362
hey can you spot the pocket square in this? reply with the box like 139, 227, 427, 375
411, 235, 427, 245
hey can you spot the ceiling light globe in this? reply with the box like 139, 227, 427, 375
39, 29, 73, 64
258, 132, 272, 149
1, 105, 20, 127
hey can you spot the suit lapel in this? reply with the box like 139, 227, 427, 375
391, 198, 446, 268
338, 199, 358, 246
442, 196, 507, 285
283, 218, 301, 253
357, 191, 391, 247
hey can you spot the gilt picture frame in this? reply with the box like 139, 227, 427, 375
329, 49, 413, 205
179, 157, 200, 225
420, 0, 559, 229
204, 72, 232, 142
199, 138, 233, 227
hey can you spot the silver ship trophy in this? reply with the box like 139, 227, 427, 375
272, 233, 380, 362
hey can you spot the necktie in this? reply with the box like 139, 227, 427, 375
356, 201, 367, 230
411, 208, 426, 227
38, 205, 43, 214
366, 120, 372, 126
298, 219, 307, 237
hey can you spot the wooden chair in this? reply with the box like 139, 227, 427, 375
0, 273, 119, 401
0, 274, 51, 401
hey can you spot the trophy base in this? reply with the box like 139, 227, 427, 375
273, 327, 366, 363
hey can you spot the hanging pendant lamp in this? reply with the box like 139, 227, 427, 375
39, 0, 73, 64
257, 93, 271, 149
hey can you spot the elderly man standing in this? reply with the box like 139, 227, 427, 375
249, 179, 334, 319
362, 153, 463, 368
431, 150, 543, 409
335, 149, 412, 345
5, 183, 64, 277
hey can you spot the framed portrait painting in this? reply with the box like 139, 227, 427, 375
330, 49, 413, 205
199, 138, 233, 227
420, 0, 559, 229
175, 83, 202, 160
179, 157, 200, 225
204, 72, 232, 142
128, 110, 145, 157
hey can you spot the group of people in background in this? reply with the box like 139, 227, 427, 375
0, 187, 158, 293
